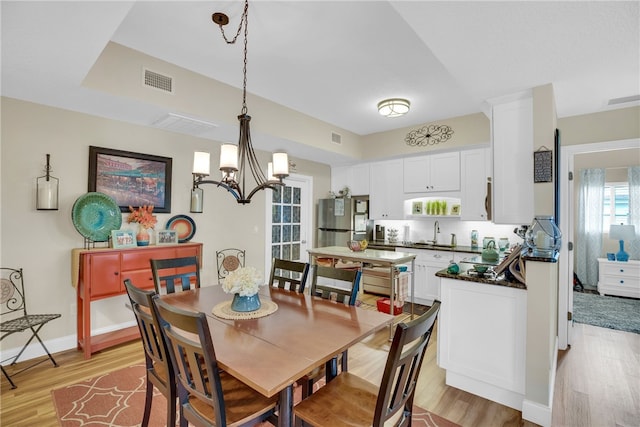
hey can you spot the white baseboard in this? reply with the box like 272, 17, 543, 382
522, 337, 558, 427
1, 321, 136, 365
445, 371, 524, 411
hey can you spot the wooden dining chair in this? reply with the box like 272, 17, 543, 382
150, 256, 200, 295
294, 301, 441, 427
301, 266, 362, 398
151, 296, 278, 427
268, 258, 310, 293
123, 279, 176, 427
216, 248, 245, 284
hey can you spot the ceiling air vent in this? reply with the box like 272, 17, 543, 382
152, 113, 217, 136
144, 68, 173, 93
331, 132, 342, 145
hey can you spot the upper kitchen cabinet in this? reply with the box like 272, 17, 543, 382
369, 159, 404, 220
460, 147, 491, 221
491, 94, 534, 224
331, 163, 370, 196
403, 152, 460, 194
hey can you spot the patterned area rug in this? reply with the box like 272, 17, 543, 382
573, 291, 640, 334
52, 365, 459, 427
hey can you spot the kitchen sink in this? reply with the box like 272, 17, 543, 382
411, 242, 456, 249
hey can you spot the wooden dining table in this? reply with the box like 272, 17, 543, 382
159, 284, 394, 427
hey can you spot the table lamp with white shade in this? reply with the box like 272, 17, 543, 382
609, 224, 636, 262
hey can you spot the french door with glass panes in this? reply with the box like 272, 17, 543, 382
265, 175, 312, 277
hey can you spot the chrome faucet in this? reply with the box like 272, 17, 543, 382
433, 220, 440, 243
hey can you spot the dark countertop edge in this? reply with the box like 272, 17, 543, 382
368, 240, 483, 255
436, 269, 527, 290
522, 250, 560, 263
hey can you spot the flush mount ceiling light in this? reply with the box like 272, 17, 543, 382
191, 0, 288, 209
377, 98, 410, 117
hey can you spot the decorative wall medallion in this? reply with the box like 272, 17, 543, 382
405, 124, 454, 147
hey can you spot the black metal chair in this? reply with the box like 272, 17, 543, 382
301, 266, 362, 399
124, 279, 176, 427
150, 256, 200, 295
268, 258, 310, 293
294, 301, 441, 426
152, 295, 278, 427
216, 248, 245, 284
1, 267, 61, 389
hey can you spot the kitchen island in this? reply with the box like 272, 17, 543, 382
435, 267, 527, 411
307, 246, 417, 338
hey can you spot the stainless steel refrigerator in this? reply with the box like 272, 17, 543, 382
316, 196, 370, 247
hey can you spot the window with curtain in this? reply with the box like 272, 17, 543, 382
603, 183, 629, 227
576, 168, 605, 288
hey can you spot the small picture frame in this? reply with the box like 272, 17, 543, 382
412, 201, 423, 215
157, 229, 178, 245
450, 204, 461, 215
111, 230, 137, 249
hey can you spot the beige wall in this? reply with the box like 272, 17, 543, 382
558, 106, 640, 146
0, 97, 330, 351
360, 112, 490, 160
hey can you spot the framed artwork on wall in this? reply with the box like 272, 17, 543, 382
88, 146, 172, 213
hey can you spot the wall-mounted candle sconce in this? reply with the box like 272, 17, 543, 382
36, 154, 59, 210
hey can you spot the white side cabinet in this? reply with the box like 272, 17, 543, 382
369, 159, 404, 220
438, 277, 527, 410
460, 147, 491, 221
491, 94, 534, 224
403, 152, 460, 194
597, 258, 640, 298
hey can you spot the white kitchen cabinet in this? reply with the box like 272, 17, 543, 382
369, 159, 404, 220
404, 152, 460, 194
491, 94, 534, 224
331, 163, 370, 196
438, 277, 527, 410
412, 249, 453, 304
460, 147, 491, 221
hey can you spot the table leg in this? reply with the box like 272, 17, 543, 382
278, 384, 294, 427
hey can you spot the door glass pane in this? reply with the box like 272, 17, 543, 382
283, 186, 292, 204
282, 244, 291, 260
272, 186, 282, 203
272, 205, 282, 223
272, 225, 281, 243
271, 245, 281, 259
282, 225, 291, 242
268, 180, 305, 263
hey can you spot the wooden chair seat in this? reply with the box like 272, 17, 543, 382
295, 373, 379, 426
188, 370, 277, 426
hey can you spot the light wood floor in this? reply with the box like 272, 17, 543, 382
1, 302, 638, 426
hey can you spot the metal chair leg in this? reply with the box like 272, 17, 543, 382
2, 365, 17, 389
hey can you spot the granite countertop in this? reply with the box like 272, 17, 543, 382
368, 240, 483, 255
435, 269, 527, 290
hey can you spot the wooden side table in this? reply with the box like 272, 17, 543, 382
73, 242, 203, 358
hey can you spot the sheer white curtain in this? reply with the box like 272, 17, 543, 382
576, 168, 605, 288
628, 166, 640, 260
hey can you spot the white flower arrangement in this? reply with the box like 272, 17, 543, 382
221, 267, 265, 296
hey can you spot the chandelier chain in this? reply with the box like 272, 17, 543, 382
215, 0, 249, 114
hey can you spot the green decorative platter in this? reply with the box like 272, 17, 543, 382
72, 192, 122, 242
